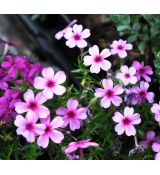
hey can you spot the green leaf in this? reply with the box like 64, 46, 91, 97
117, 25, 129, 32
128, 34, 137, 42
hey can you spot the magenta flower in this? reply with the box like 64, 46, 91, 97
113, 107, 141, 136
65, 139, 99, 154
110, 39, 133, 58
37, 116, 64, 148
132, 61, 153, 82
66, 154, 79, 160
152, 143, 160, 160
83, 45, 111, 74
0, 89, 20, 123
64, 24, 90, 48
14, 114, 45, 142
94, 79, 124, 108
15, 89, 50, 120
34, 67, 66, 99
139, 131, 160, 148
55, 19, 77, 40
116, 65, 137, 86
25, 63, 43, 85
151, 102, 160, 122
1, 55, 26, 78
56, 98, 88, 131
131, 81, 154, 104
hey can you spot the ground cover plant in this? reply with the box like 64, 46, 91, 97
1, 15, 160, 160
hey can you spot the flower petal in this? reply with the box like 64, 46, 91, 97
54, 71, 66, 84
42, 67, 54, 79
50, 117, 64, 128
34, 77, 45, 89
50, 130, 64, 143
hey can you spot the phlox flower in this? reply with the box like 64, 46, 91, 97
56, 98, 88, 131
0, 68, 8, 90
94, 79, 124, 108
1, 55, 27, 78
124, 88, 138, 105
64, 24, 90, 48
15, 89, 50, 120
65, 139, 99, 154
55, 19, 77, 40
83, 45, 111, 74
139, 131, 160, 149
131, 81, 154, 104
37, 116, 64, 148
66, 154, 79, 160
14, 114, 45, 143
112, 107, 141, 136
152, 143, 160, 160
0, 89, 20, 123
132, 61, 153, 82
110, 39, 133, 58
116, 65, 137, 86
34, 67, 66, 99
151, 102, 160, 122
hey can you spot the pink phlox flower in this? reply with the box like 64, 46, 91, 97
56, 98, 88, 131
132, 61, 153, 82
65, 139, 99, 154
64, 24, 90, 48
152, 143, 160, 160
110, 39, 133, 58
116, 65, 137, 86
112, 107, 141, 136
55, 19, 77, 40
94, 79, 124, 108
131, 81, 154, 104
83, 45, 111, 74
139, 131, 160, 149
14, 114, 45, 143
37, 116, 64, 148
15, 89, 50, 120
151, 101, 160, 122
34, 67, 66, 99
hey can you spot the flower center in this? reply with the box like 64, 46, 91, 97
139, 91, 146, 97
28, 101, 38, 110
26, 123, 34, 131
47, 80, 55, 88
117, 45, 124, 50
73, 34, 81, 41
125, 73, 130, 78
45, 125, 52, 133
106, 89, 114, 98
139, 68, 144, 74
122, 117, 131, 125
94, 55, 103, 63
68, 111, 76, 118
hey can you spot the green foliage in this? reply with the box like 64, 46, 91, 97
109, 14, 160, 54
154, 51, 160, 78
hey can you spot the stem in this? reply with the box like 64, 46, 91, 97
80, 48, 84, 59
79, 148, 84, 160
134, 135, 138, 147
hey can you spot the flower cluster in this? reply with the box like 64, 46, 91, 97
0, 55, 42, 123
1, 21, 159, 160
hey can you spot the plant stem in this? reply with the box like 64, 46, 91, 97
134, 135, 138, 147
79, 148, 84, 160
